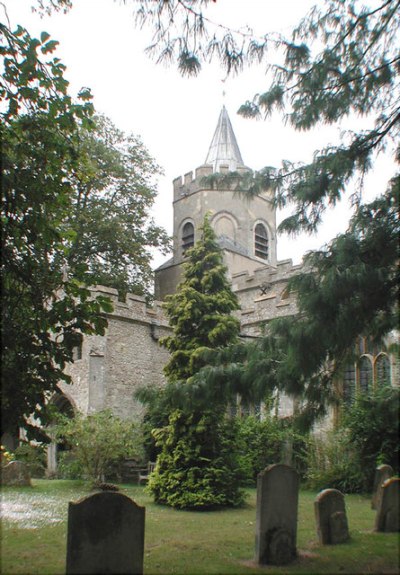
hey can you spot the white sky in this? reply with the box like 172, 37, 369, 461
2, 0, 395, 268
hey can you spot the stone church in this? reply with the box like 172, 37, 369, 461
53, 106, 398, 433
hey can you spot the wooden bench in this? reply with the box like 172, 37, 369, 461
138, 461, 156, 485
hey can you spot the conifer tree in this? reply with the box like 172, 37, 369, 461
161, 214, 240, 382
147, 216, 245, 509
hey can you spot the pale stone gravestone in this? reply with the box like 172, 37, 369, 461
255, 463, 299, 566
374, 477, 399, 533
1, 460, 31, 486
66, 491, 145, 575
371, 464, 393, 510
314, 489, 349, 544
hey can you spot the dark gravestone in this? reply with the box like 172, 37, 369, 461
255, 463, 299, 566
66, 491, 145, 575
371, 464, 393, 510
375, 477, 400, 533
314, 489, 349, 545
1, 460, 31, 486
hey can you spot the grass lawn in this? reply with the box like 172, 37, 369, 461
1, 480, 399, 574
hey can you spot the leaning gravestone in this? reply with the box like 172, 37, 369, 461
1, 460, 31, 486
255, 463, 299, 566
371, 464, 394, 510
314, 489, 349, 544
66, 491, 145, 575
374, 477, 399, 533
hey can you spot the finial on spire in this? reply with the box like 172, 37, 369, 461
205, 106, 245, 172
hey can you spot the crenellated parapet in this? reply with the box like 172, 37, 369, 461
89, 285, 169, 329
173, 164, 253, 201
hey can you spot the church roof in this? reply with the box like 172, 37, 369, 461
205, 106, 245, 172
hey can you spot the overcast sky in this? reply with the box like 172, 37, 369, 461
2, 0, 394, 267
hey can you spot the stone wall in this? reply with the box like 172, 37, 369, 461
60, 286, 170, 421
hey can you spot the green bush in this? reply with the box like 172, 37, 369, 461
14, 443, 46, 478
54, 410, 144, 484
56, 451, 83, 480
148, 409, 246, 509
237, 415, 308, 485
343, 386, 399, 491
305, 429, 364, 493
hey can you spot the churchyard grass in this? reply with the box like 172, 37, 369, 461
1, 480, 399, 574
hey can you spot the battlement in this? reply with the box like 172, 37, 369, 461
173, 164, 252, 201
89, 285, 168, 327
231, 258, 304, 293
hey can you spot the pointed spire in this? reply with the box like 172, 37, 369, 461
205, 106, 245, 172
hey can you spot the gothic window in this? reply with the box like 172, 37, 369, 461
182, 221, 194, 254
358, 355, 373, 393
375, 353, 391, 387
343, 362, 356, 405
254, 223, 269, 260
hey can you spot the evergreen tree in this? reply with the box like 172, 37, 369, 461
161, 214, 240, 382
130, 0, 399, 424
147, 216, 245, 509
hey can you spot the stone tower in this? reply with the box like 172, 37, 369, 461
155, 106, 277, 300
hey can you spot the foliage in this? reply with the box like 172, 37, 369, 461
1, 444, 15, 466
1, 22, 113, 438
305, 429, 364, 494
237, 415, 308, 485
305, 386, 400, 493
13, 443, 47, 478
54, 410, 143, 484
66, 114, 170, 298
148, 409, 245, 509
146, 217, 243, 509
130, 0, 400, 425
161, 214, 240, 382
343, 386, 400, 490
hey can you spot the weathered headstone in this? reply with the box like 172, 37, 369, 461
314, 489, 349, 544
66, 491, 145, 575
0, 460, 32, 486
255, 463, 299, 566
371, 464, 393, 510
375, 477, 400, 533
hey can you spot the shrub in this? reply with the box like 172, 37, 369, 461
305, 429, 364, 493
56, 451, 83, 480
14, 443, 46, 478
54, 410, 144, 484
237, 415, 308, 485
343, 386, 399, 491
148, 409, 246, 509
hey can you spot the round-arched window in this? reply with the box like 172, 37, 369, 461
254, 223, 269, 260
182, 222, 194, 254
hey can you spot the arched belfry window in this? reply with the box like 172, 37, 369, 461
254, 223, 269, 260
182, 221, 194, 254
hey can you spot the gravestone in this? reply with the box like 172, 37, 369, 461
371, 464, 393, 510
374, 477, 399, 533
0, 460, 31, 486
255, 463, 299, 566
66, 491, 145, 575
314, 489, 349, 544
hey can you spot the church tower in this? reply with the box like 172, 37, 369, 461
155, 106, 277, 300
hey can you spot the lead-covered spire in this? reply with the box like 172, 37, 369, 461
205, 106, 245, 172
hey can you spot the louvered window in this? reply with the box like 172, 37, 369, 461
182, 222, 194, 254
255, 223, 268, 260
